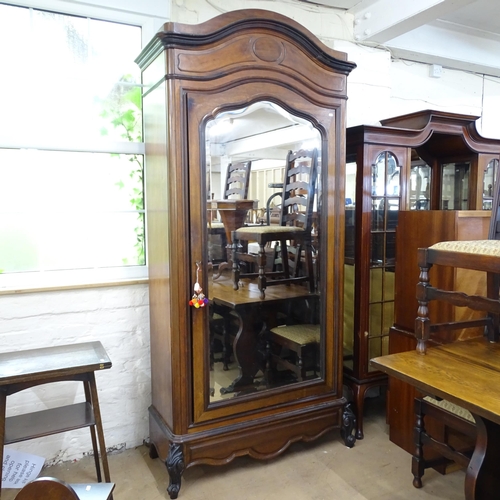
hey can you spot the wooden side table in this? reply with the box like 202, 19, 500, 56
0, 341, 112, 492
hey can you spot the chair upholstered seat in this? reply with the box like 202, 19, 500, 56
270, 324, 320, 345
430, 239, 500, 256
268, 323, 320, 382
423, 395, 475, 423
235, 225, 306, 235
209, 222, 225, 229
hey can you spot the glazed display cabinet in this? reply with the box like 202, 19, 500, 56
344, 110, 500, 440
136, 10, 356, 498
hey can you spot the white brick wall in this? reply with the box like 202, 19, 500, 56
0, 284, 150, 465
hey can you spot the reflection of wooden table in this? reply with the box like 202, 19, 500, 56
210, 199, 257, 244
210, 277, 317, 393
0, 342, 112, 491
371, 337, 500, 500
210, 199, 258, 279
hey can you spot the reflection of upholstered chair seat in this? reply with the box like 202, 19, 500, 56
268, 323, 320, 382
232, 149, 318, 299
15, 477, 115, 500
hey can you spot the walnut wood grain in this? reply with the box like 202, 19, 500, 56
137, 9, 356, 498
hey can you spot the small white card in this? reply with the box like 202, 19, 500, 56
2, 447, 45, 488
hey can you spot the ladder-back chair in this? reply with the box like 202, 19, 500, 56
411, 175, 500, 488
231, 149, 318, 300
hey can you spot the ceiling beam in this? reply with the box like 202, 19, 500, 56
350, 0, 476, 43
387, 21, 500, 77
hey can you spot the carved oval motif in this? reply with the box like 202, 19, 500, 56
252, 37, 285, 63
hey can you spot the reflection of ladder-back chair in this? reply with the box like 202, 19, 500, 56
15, 477, 115, 500
411, 178, 500, 489
231, 149, 318, 300
208, 161, 252, 262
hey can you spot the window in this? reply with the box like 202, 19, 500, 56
0, 3, 145, 288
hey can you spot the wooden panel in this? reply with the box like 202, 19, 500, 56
394, 210, 490, 335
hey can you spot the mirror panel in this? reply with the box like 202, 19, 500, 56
483, 159, 499, 210
205, 101, 322, 404
440, 162, 470, 210
410, 163, 431, 210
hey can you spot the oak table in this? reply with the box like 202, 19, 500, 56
371, 336, 500, 500
0, 341, 112, 493
210, 276, 317, 393
209, 199, 258, 279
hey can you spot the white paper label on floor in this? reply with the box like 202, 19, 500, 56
2, 447, 44, 488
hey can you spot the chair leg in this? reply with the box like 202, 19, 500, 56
257, 243, 267, 299
280, 238, 291, 280
232, 236, 240, 291
304, 239, 315, 292
412, 398, 425, 488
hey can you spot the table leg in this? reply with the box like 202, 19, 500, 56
84, 379, 102, 482
465, 414, 500, 500
220, 307, 264, 394
0, 390, 6, 495
88, 373, 111, 483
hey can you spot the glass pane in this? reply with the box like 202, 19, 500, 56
371, 233, 384, 266
386, 232, 396, 265
368, 335, 389, 372
368, 336, 383, 360
345, 161, 356, 261
369, 303, 382, 337
206, 102, 323, 403
0, 5, 142, 145
344, 263, 355, 368
372, 155, 386, 196
370, 268, 383, 302
483, 159, 499, 210
384, 267, 395, 301
441, 162, 470, 210
371, 198, 385, 231
383, 301, 394, 334
0, 149, 144, 273
410, 163, 431, 210
386, 154, 400, 196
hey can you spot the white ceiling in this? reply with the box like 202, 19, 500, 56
298, 0, 500, 77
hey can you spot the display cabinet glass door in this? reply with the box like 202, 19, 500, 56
368, 151, 399, 368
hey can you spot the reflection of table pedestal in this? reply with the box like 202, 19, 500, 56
210, 199, 256, 279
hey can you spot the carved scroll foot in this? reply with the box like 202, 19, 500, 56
341, 402, 357, 448
166, 442, 185, 499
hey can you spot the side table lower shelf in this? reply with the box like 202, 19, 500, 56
5, 402, 95, 443
0, 342, 112, 493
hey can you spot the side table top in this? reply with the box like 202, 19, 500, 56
0, 341, 112, 385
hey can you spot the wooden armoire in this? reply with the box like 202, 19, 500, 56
136, 10, 356, 498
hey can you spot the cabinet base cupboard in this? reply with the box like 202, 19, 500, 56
135, 10, 356, 498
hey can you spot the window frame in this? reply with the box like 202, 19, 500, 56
0, 0, 168, 292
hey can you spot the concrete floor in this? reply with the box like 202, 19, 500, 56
3, 396, 465, 499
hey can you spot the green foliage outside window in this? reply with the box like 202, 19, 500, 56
100, 75, 145, 265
